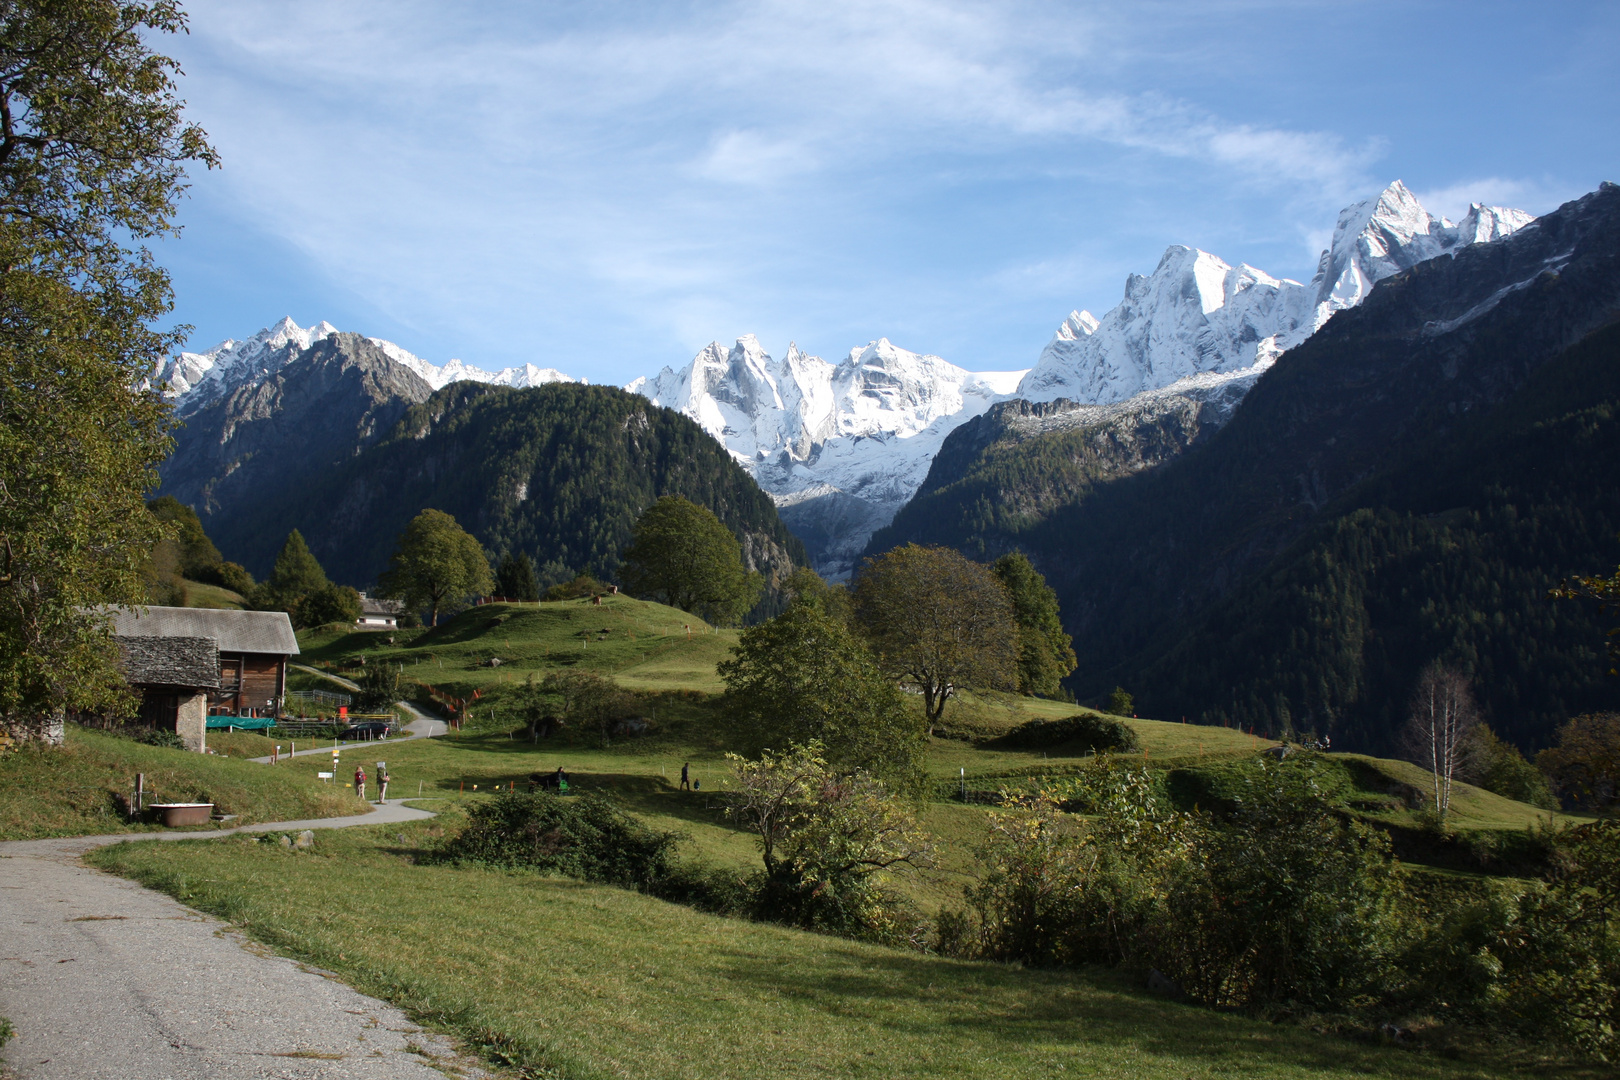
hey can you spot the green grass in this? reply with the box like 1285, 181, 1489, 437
178, 577, 245, 609
0, 727, 367, 839
297, 598, 740, 706
86, 823, 1590, 1080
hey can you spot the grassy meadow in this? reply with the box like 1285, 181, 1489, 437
50, 595, 1595, 1077
86, 820, 1591, 1080
0, 726, 366, 839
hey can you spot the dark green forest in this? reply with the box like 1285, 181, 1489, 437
206, 382, 805, 613
872, 183, 1620, 753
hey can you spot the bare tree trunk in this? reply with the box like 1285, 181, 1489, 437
1401, 664, 1479, 822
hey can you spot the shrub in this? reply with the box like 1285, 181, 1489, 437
982, 714, 1139, 755
969, 755, 1404, 1010
1107, 686, 1133, 716
443, 792, 682, 891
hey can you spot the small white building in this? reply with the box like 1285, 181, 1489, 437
356, 592, 402, 629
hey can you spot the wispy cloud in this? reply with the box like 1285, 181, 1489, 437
161, 0, 1587, 380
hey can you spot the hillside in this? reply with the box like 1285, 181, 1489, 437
873, 182, 1620, 754
159, 332, 435, 573
165, 374, 807, 611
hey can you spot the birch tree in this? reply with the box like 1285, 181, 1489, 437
1400, 664, 1479, 821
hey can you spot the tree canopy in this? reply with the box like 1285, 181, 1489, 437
991, 552, 1076, 698
378, 508, 493, 626
853, 544, 1018, 731
496, 551, 540, 602
0, 1, 215, 740
619, 495, 761, 624
718, 588, 924, 783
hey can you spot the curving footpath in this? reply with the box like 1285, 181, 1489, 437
0, 796, 494, 1079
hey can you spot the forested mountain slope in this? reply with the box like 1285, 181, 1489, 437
160, 332, 434, 569
874, 183, 1620, 753
196, 381, 806, 604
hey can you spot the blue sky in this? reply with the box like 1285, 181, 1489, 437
157, 0, 1618, 385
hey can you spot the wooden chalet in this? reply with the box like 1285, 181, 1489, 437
110, 608, 301, 749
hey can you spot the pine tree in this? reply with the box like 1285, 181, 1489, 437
992, 552, 1077, 697
496, 551, 541, 602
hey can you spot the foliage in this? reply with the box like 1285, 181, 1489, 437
0, 0, 215, 739
353, 662, 401, 714
377, 508, 494, 626
538, 670, 637, 747
297, 583, 361, 629
214, 561, 255, 596
718, 595, 924, 783
853, 544, 1018, 731
543, 571, 605, 601
991, 553, 1076, 697
983, 714, 1139, 755
725, 743, 931, 941
969, 755, 1405, 1011
1459, 725, 1556, 809
1537, 712, 1620, 811
1484, 819, 1620, 1057
619, 495, 762, 624
495, 551, 540, 601
1551, 556, 1620, 674
1400, 664, 1479, 821
252, 529, 326, 616
1106, 686, 1133, 716
783, 566, 853, 625
146, 496, 222, 578
444, 791, 682, 891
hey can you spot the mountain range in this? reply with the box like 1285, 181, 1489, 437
156, 181, 1534, 579
878, 182, 1620, 753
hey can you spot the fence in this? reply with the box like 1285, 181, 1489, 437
287, 689, 351, 710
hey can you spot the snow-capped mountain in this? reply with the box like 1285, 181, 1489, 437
628, 336, 1026, 576
1017, 181, 1535, 403
154, 316, 581, 414
155, 181, 1531, 580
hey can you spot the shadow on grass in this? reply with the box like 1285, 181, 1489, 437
709, 944, 1584, 1079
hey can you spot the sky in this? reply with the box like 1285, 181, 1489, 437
156, 0, 1620, 386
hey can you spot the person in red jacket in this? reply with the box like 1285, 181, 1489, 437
354, 765, 366, 802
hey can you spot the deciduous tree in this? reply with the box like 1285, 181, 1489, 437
992, 552, 1076, 697
378, 509, 494, 626
718, 590, 923, 782
1537, 712, 1620, 811
853, 544, 1017, 732
0, 0, 216, 742
619, 495, 761, 624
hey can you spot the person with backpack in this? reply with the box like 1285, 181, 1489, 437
354, 764, 366, 802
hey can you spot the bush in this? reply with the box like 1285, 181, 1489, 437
543, 573, 608, 601
443, 792, 682, 891
969, 755, 1403, 1010
982, 714, 1139, 755
1107, 686, 1133, 716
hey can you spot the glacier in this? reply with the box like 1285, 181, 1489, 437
155, 181, 1530, 579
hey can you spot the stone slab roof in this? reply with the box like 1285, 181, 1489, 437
107, 607, 300, 656
117, 635, 221, 689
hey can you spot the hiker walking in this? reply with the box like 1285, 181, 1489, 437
354, 764, 366, 802
680, 762, 690, 791
376, 763, 390, 804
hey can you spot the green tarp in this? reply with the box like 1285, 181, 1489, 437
206, 716, 278, 731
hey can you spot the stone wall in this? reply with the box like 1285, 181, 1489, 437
175, 692, 207, 752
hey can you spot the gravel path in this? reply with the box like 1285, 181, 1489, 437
0, 802, 493, 1080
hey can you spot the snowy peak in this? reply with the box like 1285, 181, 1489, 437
156, 319, 585, 413
1017, 180, 1534, 404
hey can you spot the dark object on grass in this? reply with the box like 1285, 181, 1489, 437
531, 767, 570, 792
444, 791, 681, 890
982, 714, 1140, 755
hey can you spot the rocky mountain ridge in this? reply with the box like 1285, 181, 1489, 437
155, 182, 1531, 578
